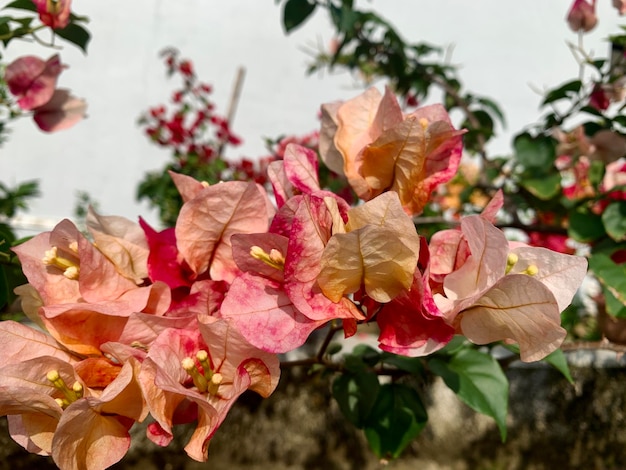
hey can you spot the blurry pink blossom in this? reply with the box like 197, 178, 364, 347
32, 89, 87, 133
613, 0, 626, 15
4, 54, 64, 110
566, 0, 597, 32
32, 0, 72, 30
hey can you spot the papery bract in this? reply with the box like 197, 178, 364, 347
433, 216, 587, 361
33, 89, 87, 133
377, 240, 455, 356
140, 317, 279, 461
320, 86, 464, 215
175, 181, 272, 282
32, 0, 72, 29
5, 54, 64, 110
566, 0, 597, 32
318, 191, 421, 303
86, 207, 149, 284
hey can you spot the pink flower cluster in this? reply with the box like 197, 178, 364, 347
1, 87, 588, 469
4, 54, 86, 132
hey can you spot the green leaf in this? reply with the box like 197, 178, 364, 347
568, 208, 606, 242
351, 344, 381, 367
332, 370, 381, 428
380, 352, 424, 376
603, 284, 626, 318
543, 349, 574, 384
428, 348, 509, 440
589, 249, 626, 313
521, 173, 561, 200
363, 383, 428, 460
53, 22, 91, 53
513, 133, 556, 171
282, 0, 316, 33
3, 0, 37, 12
602, 201, 626, 241
504, 344, 573, 384
541, 80, 582, 106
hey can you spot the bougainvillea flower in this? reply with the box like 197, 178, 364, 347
0, 352, 145, 470
12, 219, 170, 356
222, 196, 361, 353
614, 0, 626, 14
283, 194, 363, 321
140, 317, 279, 461
566, 0, 597, 32
320, 86, 465, 215
317, 191, 421, 303
175, 180, 273, 282
32, 0, 72, 30
433, 215, 587, 361
86, 208, 149, 284
32, 89, 87, 133
4, 54, 64, 110
267, 143, 321, 207
377, 239, 455, 356
220, 272, 328, 352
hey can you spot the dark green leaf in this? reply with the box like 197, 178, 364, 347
282, 0, 316, 33
521, 173, 561, 200
602, 201, 626, 241
53, 22, 91, 53
3, 0, 37, 12
513, 133, 556, 171
589, 249, 626, 311
351, 344, 381, 367
568, 208, 606, 242
363, 383, 427, 460
603, 284, 626, 318
541, 80, 582, 106
380, 352, 424, 376
332, 370, 381, 428
428, 348, 509, 440
543, 349, 574, 384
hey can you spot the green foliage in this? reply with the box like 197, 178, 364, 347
0, 223, 26, 314
589, 246, 626, 318
331, 343, 429, 460
282, 0, 317, 33
363, 383, 428, 460
602, 201, 626, 241
53, 22, 91, 53
428, 346, 509, 441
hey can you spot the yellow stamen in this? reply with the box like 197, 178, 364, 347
68, 241, 78, 254
208, 373, 223, 396
182, 357, 208, 392
72, 381, 83, 398
250, 245, 285, 270
505, 253, 518, 274
418, 117, 429, 129
42, 246, 80, 279
64, 266, 79, 280
196, 350, 213, 379
521, 264, 539, 276
47, 370, 80, 405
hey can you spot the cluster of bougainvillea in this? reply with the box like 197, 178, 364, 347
1, 0, 87, 133
1, 87, 587, 469
138, 48, 242, 165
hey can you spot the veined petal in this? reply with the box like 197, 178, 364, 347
458, 274, 566, 362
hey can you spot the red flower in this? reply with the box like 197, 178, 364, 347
32, 0, 72, 30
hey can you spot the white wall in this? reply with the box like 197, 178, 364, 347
1, 0, 622, 230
